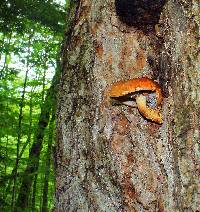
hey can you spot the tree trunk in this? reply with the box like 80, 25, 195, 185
12, 33, 32, 209
15, 68, 60, 211
55, 0, 199, 211
30, 173, 38, 212
42, 114, 55, 212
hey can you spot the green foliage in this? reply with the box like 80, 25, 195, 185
0, 0, 66, 34
0, 0, 66, 211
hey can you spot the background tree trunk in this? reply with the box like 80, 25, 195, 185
12, 33, 32, 209
55, 0, 199, 211
15, 69, 60, 211
42, 114, 55, 212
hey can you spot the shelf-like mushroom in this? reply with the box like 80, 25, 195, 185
109, 77, 163, 124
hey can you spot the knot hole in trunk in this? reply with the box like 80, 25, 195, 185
115, 0, 166, 33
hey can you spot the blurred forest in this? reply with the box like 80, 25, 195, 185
0, 0, 66, 211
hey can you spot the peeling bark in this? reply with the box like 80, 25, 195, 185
55, 0, 200, 211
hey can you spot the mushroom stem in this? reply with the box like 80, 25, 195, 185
136, 94, 163, 124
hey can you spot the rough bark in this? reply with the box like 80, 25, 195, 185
55, 0, 199, 211
160, 1, 200, 210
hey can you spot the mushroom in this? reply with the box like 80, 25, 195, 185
109, 77, 163, 124
136, 94, 163, 124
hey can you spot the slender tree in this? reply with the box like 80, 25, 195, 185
42, 113, 55, 212
5, 86, 36, 202
30, 173, 38, 211
0, 32, 12, 79
15, 64, 60, 211
12, 32, 33, 209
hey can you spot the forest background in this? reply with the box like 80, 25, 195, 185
0, 0, 66, 211
1, 0, 199, 211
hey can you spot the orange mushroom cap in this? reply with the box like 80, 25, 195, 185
109, 77, 163, 106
